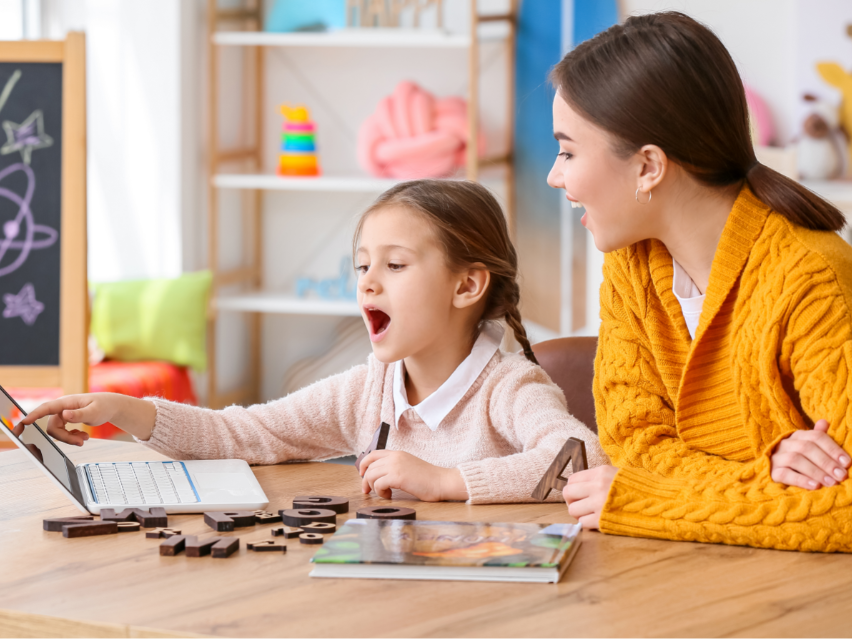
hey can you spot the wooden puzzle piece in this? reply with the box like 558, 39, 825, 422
203, 511, 257, 532
292, 496, 349, 514
62, 521, 118, 538
43, 516, 94, 532
531, 437, 588, 501
247, 540, 287, 553
271, 525, 303, 539
253, 510, 279, 524
300, 522, 336, 534
145, 528, 182, 539
299, 532, 324, 545
356, 506, 416, 520
100, 507, 168, 528
354, 422, 390, 471
279, 508, 337, 527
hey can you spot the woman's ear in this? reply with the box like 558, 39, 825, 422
453, 265, 490, 309
636, 144, 667, 194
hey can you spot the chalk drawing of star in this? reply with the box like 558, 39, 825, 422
1, 110, 53, 165
3, 283, 44, 326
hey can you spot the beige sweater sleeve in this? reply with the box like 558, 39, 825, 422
139, 361, 375, 464
457, 360, 608, 504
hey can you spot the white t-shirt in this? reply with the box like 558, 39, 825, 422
672, 259, 705, 339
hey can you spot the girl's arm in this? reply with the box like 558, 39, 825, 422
456, 362, 609, 504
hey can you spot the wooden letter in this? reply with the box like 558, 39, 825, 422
279, 508, 337, 527
62, 521, 118, 538
211, 537, 239, 558
299, 532, 324, 545
203, 511, 257, 532
247, 540, 287, 553
356, 506, 416, 520
145, 528, 181, 539
355, 422, 390, 471
271, 525, 303, 539
531, 437, 588, 501
116, 522, 141, 533
100, 508, 167, 528
160, 535, 187, 556
300, 522, 336, 534
43, 516, 94, 532
253, 510, 279, 524
292, 496, 349, 514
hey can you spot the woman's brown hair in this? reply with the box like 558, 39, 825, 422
550, 11, 845, 232
354, 179, 539, 365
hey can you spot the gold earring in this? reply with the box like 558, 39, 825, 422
635, 188, 652, 204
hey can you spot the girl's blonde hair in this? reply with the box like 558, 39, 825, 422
354, 179, 538, 365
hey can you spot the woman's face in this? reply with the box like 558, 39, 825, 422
547, 93, 658, 253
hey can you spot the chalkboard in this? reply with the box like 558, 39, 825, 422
0, 35, 87, 394
0, 62, 63, 365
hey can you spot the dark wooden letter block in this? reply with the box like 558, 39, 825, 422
100, 508, 167, 528
116, 522, 141, 533
292, 496, 349, 514
271, 525, 303, 539
203, 511, 257, 532
160, 535, 187, 556
212, 537, 239, 558
62, 521, 118, 538
43, 516, 94, 532
300, 522, 336, 534
253, 510, 279, 524
299, 533, 324, 545
279, 508, 337, 527
531, 437, 588, 501
145, 528, 182, 539
356, 507, 416, 520
354, 422, 390, 471
247, 540, 287, 553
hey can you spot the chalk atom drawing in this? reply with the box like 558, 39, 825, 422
0, 162, 59, 277
3, 283, 44, 325
1, 110, 53, 165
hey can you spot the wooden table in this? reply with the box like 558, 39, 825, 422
2, 440, 852, 638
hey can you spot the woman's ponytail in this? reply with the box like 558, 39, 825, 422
746, 162, 845, 232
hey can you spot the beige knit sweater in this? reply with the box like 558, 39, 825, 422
140, 350, 607, 504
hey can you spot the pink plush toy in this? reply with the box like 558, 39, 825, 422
357, 81, 485, 179
744, 84, 775, 147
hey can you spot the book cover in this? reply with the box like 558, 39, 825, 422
311, 519, 580, 570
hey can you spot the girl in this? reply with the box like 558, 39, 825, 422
549, 12, 852, 551
24, 179, 606, 504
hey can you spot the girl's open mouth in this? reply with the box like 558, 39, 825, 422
365, 307, 391, 343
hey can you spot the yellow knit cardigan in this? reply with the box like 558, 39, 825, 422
595, 185, 852, 552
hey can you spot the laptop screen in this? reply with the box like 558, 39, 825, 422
0, 385, 87, 508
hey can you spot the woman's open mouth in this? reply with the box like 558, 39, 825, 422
364, 306, 391, 343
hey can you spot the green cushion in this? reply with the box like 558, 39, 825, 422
90, 271, 212, 372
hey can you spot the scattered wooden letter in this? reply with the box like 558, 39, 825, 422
531, 437, 588, 501
292, 496, 349, 514
160, 535, 187, 556
247, 540, 287, 553
279, 508, 337, 527
271, 525, 303, 539
211, 537, 239, 558
43, 516, 94, 532
203, 511, 257, 532
253, 510, 279, 524
299, 532, 324, 545
354, 422, 390, 471
300, 522, 336, 534
145, 528, 182, 539
62, 521, 118, 538
356, 506, 416, 520
116, 522, 141, 533
100, 508, 168, 528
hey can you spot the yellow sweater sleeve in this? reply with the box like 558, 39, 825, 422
596, 252, 852, 552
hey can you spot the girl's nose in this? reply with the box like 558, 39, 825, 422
546, 160, 564, 189
357, 269, 380, 295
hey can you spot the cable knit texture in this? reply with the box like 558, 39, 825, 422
140, 350, 607, 504
595, 185, 852, 552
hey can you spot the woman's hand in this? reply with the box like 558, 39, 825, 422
20, 393, 157, 445
358, 450, 468, 502
770, 419, 850, 489
563, 465, 619, 529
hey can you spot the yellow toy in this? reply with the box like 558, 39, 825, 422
278, 104, 320, 177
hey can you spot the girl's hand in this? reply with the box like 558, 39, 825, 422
20, 393, 156, 446
358, 450, 469, 502
563, 465, 619, 529
770, 419, 850, 490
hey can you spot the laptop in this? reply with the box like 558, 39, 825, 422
0, 384, 269, 514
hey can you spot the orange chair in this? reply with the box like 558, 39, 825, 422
532, 337, 598, 434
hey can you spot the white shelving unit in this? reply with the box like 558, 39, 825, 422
206, 1, 518, 407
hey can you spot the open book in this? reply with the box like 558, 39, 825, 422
310, 519, 582, 583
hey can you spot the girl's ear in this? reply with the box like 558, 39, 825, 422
453, 265, 490, 309
636, 144, 667, 193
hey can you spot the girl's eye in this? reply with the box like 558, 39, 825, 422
388, 263, 404, 271
355, 265, 368, 274
558, 151, 573, 160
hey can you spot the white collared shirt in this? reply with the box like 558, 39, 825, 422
672, 258, 705, 339
392, 321, 505, 431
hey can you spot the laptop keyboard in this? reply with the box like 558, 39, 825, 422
85, 461, 199, 505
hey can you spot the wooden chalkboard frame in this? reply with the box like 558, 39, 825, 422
0, 34, 87, 394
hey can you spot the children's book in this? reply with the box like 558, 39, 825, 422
309, 519, 582, 583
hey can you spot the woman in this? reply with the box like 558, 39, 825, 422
549, 11, 852, 552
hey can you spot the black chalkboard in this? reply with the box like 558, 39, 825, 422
0, 63, 63, 365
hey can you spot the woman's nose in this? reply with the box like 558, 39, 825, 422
546, 161, 564, 189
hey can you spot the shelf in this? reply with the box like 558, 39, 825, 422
215, 291, 361, 316
213, 173, 401, 192
213, 24, 510, 48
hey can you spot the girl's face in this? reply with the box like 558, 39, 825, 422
547, 93, 659, 253
356, 206, 468, 364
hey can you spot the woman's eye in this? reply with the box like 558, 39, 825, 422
558, 151, 573, 160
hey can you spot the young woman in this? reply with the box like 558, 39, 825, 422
548, 12, 852, 551
22, 179, 606, 504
